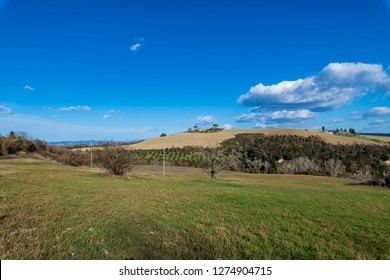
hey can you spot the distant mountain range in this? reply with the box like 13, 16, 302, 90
48, 140, 143, 146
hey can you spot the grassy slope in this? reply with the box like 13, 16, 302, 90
0, 159, 389, 260
124, 129, 378, 150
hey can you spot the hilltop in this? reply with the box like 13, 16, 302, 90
126, 128, 378, 150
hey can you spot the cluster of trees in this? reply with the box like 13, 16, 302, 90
0, 131, 90, 166
321, 126, 356, 134
187, 124, 224, 133
220, 134, 390, 186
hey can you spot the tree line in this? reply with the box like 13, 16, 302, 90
1, 131, 390, 186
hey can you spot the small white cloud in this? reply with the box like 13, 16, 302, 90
109, 109, 119, 114
59, 105, 92, 112
59, 106, 78, 111
368, 119, 390, 126
195, 115, 216, 125
364, 106, 390, 117
235, 113, 258, 122
102, 114, 113, 120
23, 85, 35, 91
255, 123, 266, 129
223, 124, 233, 129
129, 37, 145, 52
82, 106, 91, 112
130, 43, 141, 52
331, 118, 343, 123
0, 105, 13, 114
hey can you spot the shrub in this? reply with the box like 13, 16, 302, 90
278, 157, 319, 175
96, 142, 137, 176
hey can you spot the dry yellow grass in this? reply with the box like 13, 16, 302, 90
121, 129, 376, 150
362, 134, 390, 143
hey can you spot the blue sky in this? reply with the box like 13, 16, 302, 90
1, 0, 390, 141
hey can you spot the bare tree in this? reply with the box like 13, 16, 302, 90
195, 146, 237, 181
95, 142, 137, 176
324, 158, 345, 177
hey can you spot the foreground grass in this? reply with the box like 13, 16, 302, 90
0, 159, 389, 259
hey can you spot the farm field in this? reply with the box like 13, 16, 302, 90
116, 129, 379, 150
360, 134, 390, 144
0, 158, 390, 260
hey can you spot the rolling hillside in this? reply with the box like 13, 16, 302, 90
125, 129, 379, 150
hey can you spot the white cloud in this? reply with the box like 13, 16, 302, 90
369, 119, 385, 125
23, 85, 35, 91
109, 109, 119, 114
130, 43, 142, 52
82, 106, 91, 111
129, 37, 145, 52
268, 109, 317, 121
195, 115, 216, 125
235, 109, 317, 123
0, 105, 13, 114
59, 105, 91, 112
364, 106, 390, 117
238, 62, 390, 112
235, 113, 259, 122
331, 118, 343, 123
102, 114, 113, 120
223, 124, 233, 129
254, 123, 266, 129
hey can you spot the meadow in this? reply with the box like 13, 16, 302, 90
0, 158, 389, 260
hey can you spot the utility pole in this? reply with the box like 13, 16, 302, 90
90, 140, 93, 167
162, 142, 166, 176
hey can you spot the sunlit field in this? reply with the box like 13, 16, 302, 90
0, 159, 389, 260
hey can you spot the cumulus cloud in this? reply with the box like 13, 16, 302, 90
364, 106, 390, 117
235, 109, 317, 123
195, 115, 216, 125
0, 105, 13, 114
102, 114, 113, 120
23, 85, 35, 91
238, 62, 390, 112
59, 105, 91, 112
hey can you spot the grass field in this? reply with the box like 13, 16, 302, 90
1, 159, 390, 260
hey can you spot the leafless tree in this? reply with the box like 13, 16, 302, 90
195, 146, 238, 181
324, 158, 346, 177
95, 142, 137, 176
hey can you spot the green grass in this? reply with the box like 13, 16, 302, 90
0, 159, 389, 260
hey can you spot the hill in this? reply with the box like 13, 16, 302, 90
126, 129, 379, 150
